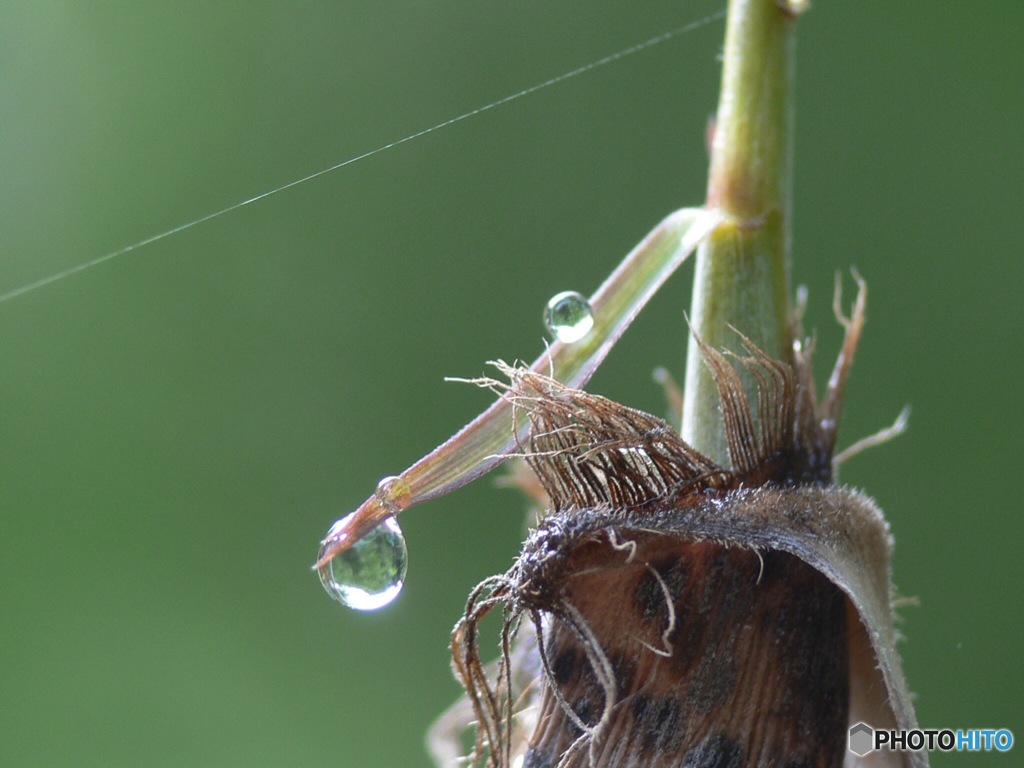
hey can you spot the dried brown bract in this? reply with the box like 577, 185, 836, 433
443, 280, 923, 768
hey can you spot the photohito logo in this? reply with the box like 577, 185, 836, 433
849, 722, 1014, 756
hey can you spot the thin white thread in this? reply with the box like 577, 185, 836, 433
632, 563, 676, 658
0, 9, 725, 306
754, 548, 766, 586
606, 529, 637, 564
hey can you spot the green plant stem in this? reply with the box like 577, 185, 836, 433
681, 0, 802, 463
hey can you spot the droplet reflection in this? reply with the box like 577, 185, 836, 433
318, 512, 408, 611
544, 290, 594, 343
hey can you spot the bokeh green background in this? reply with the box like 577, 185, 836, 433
2, 2, 1020, 766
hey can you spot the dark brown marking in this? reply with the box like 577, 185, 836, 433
521, 747, 553, 768
681, 732, 743, 767
551, 646, 579, 686
635, 695, 684, 753
634, 555, 692, 619
685, 654, 738, 715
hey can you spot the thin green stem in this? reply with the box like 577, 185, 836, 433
681, 0, 804, 463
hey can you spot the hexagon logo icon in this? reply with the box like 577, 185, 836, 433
849, 722, 875, 756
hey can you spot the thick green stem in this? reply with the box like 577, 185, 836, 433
682, 0, 802, 463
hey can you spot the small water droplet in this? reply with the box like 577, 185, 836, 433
544, 290, 594, 343
318, 512, 408, 611
375, 474, 412, 513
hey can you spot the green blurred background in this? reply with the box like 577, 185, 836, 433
2, 1, 1020, 765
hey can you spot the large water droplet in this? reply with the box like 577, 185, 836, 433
318, 512, 408, 611
544, 290, 594, 343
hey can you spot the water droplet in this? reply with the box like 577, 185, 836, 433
318, 512, 408, 611
375, 474, 412, 513
544, 290, 594, 343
